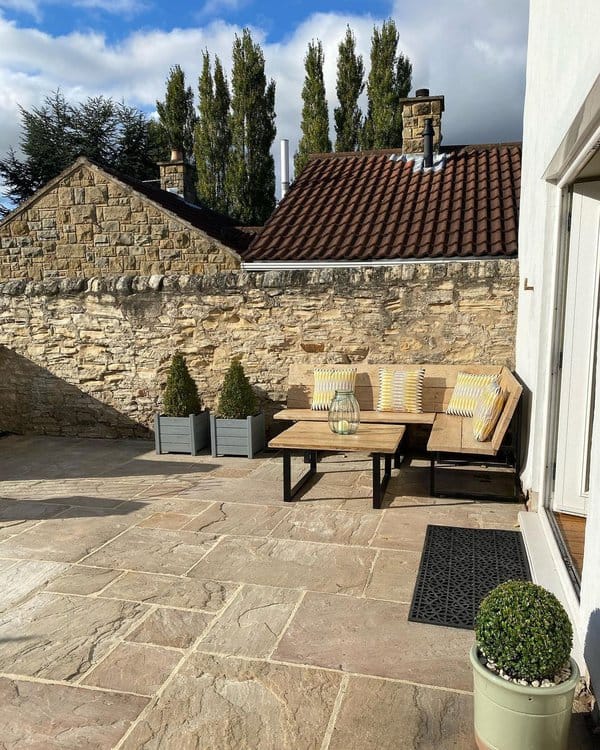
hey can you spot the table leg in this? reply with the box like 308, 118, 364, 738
283, 449, 317, 502
372, 452, 393, 509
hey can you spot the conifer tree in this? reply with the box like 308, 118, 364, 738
295, 39, 331, 176
227, 28, 276, 225
334, 26, 364, 152
195, 52, 232, 213
156, 65, 197, 160
0, 90, 157, 211
361, 20, 412, 149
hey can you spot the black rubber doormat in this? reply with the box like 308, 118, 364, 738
408, 525, 531, 630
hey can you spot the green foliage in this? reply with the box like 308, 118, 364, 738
475, 581, 573, 682
0, 90, 158, 209
227, 28, 276, 225
361, 19, 412, 149
295, 39, 331, 177
217, 358, 258, 419
156, 65, 197, 158
195, 52, 232, 214
162, 353, 202, 417
334, 26, 364, 152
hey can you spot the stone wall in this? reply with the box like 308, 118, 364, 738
0, 160, 240, 282
0, 260, 518, 439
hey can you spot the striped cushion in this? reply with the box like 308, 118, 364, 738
472, 382, 506, 441
376, 368, 425, 413
446, 372, 500, 417
311, 368, 357, 411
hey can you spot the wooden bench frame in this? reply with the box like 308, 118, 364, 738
274, 363, 523, 501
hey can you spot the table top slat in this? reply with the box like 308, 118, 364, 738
268, 421, 405, 453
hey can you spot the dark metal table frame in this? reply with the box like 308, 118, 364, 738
282, 448, 400, 509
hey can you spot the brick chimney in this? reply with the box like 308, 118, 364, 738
400, 89, 444, 154
158, 151, 196, 204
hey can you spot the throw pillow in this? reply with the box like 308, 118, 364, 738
311, 368, 357, 411
446, 372, 500, 417
377, 367, 425, 413
472, 382, 506, 441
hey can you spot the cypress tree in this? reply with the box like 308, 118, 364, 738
295, 39, 331, 177
156, 65, 197, 160
361, 20, 412, 149
334, 26, 364, 152
227, 28, 276, 225
195, 52, 232, 214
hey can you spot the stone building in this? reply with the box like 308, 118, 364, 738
0, 92, 521, 440
0, 156, 251, 282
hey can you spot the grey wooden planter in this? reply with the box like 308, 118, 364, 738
210, 412, 266, 458
154, 411, 210, 455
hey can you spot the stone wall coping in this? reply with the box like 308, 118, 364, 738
0, 259, 519, 298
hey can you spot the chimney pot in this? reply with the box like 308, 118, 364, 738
415, 88, 430, 97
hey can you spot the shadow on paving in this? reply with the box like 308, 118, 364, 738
0, 497, 150, 525
0, 435, 219, 481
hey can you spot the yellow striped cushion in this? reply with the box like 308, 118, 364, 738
446, 372, 500, 417
472, 382, 506, 441
376, 368, 425, 413
311, 368, 357, 411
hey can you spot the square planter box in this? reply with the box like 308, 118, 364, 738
154, 411, 210, 455
210, 412, 266, 458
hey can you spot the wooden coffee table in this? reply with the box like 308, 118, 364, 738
268, 421, 405, 509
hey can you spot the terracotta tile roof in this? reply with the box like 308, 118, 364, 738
244, 144, 520, 262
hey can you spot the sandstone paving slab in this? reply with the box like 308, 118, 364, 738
364, 549, 421, 603
328, 676, 474, 750
179, 477, 284, 506
190, 536, 375, 595
273, 592, 474, 691
127, 607, 214, 648
81, 642, 182, 695
371, 505, 482, 552
0, 559, 69, 612
0, 676, 148, 750
101, 571, 238, 612
0, 499, 66, 539
182, 501, 289, 537
82, 526, 218, 574
137, 511, 199, 530
120, 652, 341, 750
46, 565, 123, 595
131, 497, 214, 516
270, 506, 380, 546
198, 585, 302, 658
0, 592, 144, 681
0, 509, 132, 563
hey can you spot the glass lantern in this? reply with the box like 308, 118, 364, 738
328, 390, 360, 434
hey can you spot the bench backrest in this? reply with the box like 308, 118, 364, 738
286, 363, 522, 451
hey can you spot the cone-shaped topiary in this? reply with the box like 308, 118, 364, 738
475, 580, 573, 682
162, 353, 202, 417
217, 358, 258, 419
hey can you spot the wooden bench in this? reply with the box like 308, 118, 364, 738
274, 364, 523, 500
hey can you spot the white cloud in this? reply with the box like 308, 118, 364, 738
0, 3, 528, 198
0, 0, 145, 19
198, 0, 247, 19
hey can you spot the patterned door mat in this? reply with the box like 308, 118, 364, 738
408, 525, 531, 630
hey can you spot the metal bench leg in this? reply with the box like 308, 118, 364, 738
284, 449, 317, 502
430, 456, 436, 497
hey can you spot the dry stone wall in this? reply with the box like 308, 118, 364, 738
0, 260, 518, 439
0, 161, 240, 282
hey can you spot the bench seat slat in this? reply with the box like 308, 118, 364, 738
274, 408, 435, 425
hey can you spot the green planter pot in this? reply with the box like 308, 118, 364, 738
470, 644, 579, 750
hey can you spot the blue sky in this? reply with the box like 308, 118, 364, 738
0, 0, 529, 189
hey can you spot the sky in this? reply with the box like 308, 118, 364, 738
0, 0, 530, 193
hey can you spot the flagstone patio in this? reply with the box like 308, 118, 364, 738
0, 434, 593, 749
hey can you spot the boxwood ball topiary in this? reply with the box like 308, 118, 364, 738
475, 580, 573, 682
217, 358, 257, 419
162, 353, 202, 417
